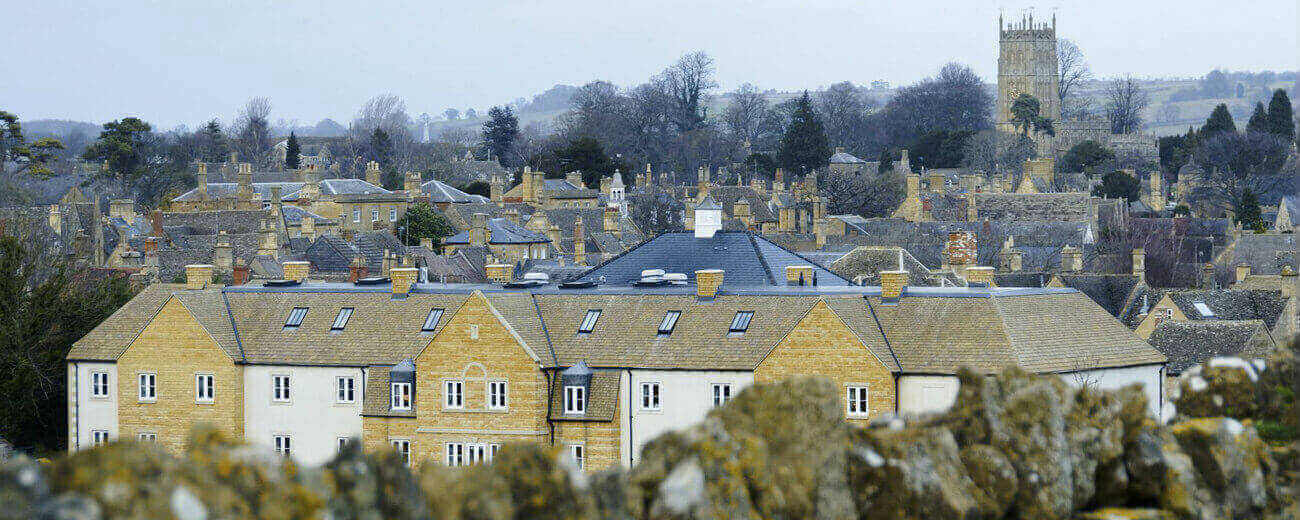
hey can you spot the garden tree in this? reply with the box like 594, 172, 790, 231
1059, 140, 1116, 174
628, 190, 684, 236
82, 117, 156, 182
232, 97, 273, 167
460, 181, 490, 198
529, 137, 625, 187
1091, 170, 1141, 202
284, 132, 301, 169
822, 167, 905, 218
1265, 89, 1295, 141
1010, 94, 1055, 137
909, 130, 973, 170
481, 106, 520, 166
1057, 39, 1093, 119
658, 51, 717, 132
0, 232, 135, 452
1247, 102, 1270, 134
193, 120, 229, 163
392, 202, 455, 248
744, 152, 776, 177
380, 168, 403, 191
723, 83, 769, 145
882, 62, 992, 146
776, 92, 831, 174
1201, 104, 1237, 136
0, 110, 64, 177
1191, 131, 1291, 216
1105, 76, 1148, 134
1235, 189, 1264, 231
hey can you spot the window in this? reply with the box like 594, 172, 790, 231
657, 311, 681, 335
138, 373, 156, 402
195, 374, 215, 403
337, 437, 350, 452
564, 385, 586, 414
138, 433, 156, 442
91, 430, 110, 446
640, 382, 661, 411
444, 380, 463, 409
371, 209, 380, 221
846, 386, 869, 418
712, 383, 732, 407
284, 307, 308, 329
1192, 301, 1215, 318
391, 382, 412, 410
389, 209, 398, 222
331, 308, 354, 330
421, 308, 445, 332
352, 210, 360, 223
391, 439, 411, 466
273, 375, 291, 402
445, 442, 465, 466
274, 435, 291, 456
729, 311, 754, 334
488, 381, 508, 410
467, 443, 490, 465
337, 376, 356, 403
568, 445, 585, 470
578, 309, 601, 333
91, 371, 110, 398
469, 324, 479, 339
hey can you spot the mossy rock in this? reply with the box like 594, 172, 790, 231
1074, 508, 1174, 520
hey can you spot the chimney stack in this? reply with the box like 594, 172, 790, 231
785, 265, 815, 286
1060, 246, 1083, 273
470, 213, 489, 247
231, 258, 250, 286
1131, 248, 1146, 281
880, 270, 908, 300
485, 263, 513, 283
391, 267, 418, 295
695, 269, 723, 299
213, 231, 233, 271
282, 261, 310, 283
196, 163, 208, 201
965, 266, 996, 287
185, 264, 214, 290
1235, 263, 1251, 284
1202, 263, 1217, 289
573, 215, 586, 266
365, 161, 382, 186
349, 256, 368, 283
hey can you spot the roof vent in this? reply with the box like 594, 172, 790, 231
663, 273, 688, 285
264, 279, 301, 287
640, 269, 666, 278
559, 280, 598, 289
354, 276, 391, 286
635, 268, 668, 286
504, 272, 550, 288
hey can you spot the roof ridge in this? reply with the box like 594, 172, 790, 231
748, 234, 777, 285
221, 290, 247, 362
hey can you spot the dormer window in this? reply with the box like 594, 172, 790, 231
331, 308, 354, 330
729, 311, 754, 335
658, 311, 681, 335
391, 382, 412, 410
422, 308, 445, 332
578, 309, 601, 334
284, 307, 308, 329
564, 385, 586, 414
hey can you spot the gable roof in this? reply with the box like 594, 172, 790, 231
1147, 320, 1276, 374
573, 232, 850, 287
421, 179, 489, 204
68, 285, 239, 361
443, 217, 549, 245
1050, 274, 1142, 317
1164, 289, 1289, 328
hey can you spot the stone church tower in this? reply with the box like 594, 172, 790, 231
996, 12, 1059, 134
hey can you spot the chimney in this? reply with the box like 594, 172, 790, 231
573, 215, 586, 266
695, 269, 723, 299
785, 265, 815, 286
301, 216, 316, 240
774, 168, 785, 192
1202, 263, 1217, 289
603, 207, 619, 236
600, 176, 612, 196
1060, 246, 1083, 273
490, 173, 504, 204
282, 261, 310, 283
1001, 248, 1024, 272
231, 258, 250, 286
390, 267, 418, 295
404, 171, 421, 195
1131, 248, 1146, 281
257, 218, 279, 257
897, 150, 911, 174
270, 186, 283, 218
196, 163, 208, 200
143, 236, 159, 255
237, 163, 253, 201
470, 213, 489, 247
185, 264, 214, 290
965, 266, 996, 287
485, 263, 513, 283
213, 231, 233, 271
150, 209, 163, 237
880, 270, 908, 300
906, 174, 921, 200
381, 249, 392, 277
943, 232, 977, 269
365, 161, 382, 186
349, 256, 368, 283
1235, 263, 1251, 284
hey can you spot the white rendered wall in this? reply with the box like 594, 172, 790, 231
898, 375, 960, 416
72, 362, 118, 450
624, 370, 753, 466
243, 365, 366, 466
898, 365, 1164, 419
1061, 364, 1164, 418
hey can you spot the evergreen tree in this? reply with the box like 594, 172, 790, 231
481, 106, 519, 166
1090, 169, 1141, 202
1060, 140, 1116, 175
393, 202, 456, 248
284, 132, 301, 169
1010, 94, 1055, 137
1265, 89, 1295, 141
196, 119, 229, 163
1236, 189, 1264, 231
1246, 103, 1269, 134
1201, 104, 1237, 137
776, 92, 831, 174
368, 128, 393, 167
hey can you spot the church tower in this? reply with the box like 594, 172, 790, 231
996, 11, 1060, 134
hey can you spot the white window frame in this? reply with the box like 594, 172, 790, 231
578, 309, 601, 333
195, 373, 215, 403
846, 385, 870, 418
564, 385, 586, 414
330, 307, 354, 330
272, 374, 292, 403
274, 435, 291, 456
371, 209, 380, 222
137, 432, 156, 442
352, 209, 361, 223
391, 438, 411, 466
336, 376, 356, 404
568, 444, 585, 470
640, 382, 661, 411
138, 372, 156, 402
487, 381, 508, 410
712, 383, 732, 407
91, 430, 110, 446
391, 382, 412, 410
444, 380, 464, 409
90, 371, 110, 398
445, 442, 465, 466
389, 209, 398, 222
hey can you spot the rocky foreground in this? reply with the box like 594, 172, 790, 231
3, 362, 1298, 520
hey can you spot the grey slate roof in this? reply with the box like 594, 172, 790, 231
1147, 320, 1276, 374
573, 231, 850, 287
829, 151, 866, 164
172, 178, 390, 202
443, 218, 549, 245
420, 179, 489, 204
1228, 233, 1296, 275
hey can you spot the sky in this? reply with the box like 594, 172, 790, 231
2, 0, 1296, 129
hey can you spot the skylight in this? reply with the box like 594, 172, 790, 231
284, 307, 308, 329
578, 310, 601, 334
330, 308, 354, 330
729, 311, 754, 334
658, 311, 681, 335
422, 308, 445, 332
1192, 301, 1215, 318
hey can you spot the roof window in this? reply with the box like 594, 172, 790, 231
422, 308, 445, 332
578, 310, 601, 334
1192, 301, 1215, 318
284, 307, 308, 329
658, 311, 681, 335
729, 311, 754, 335
330, 308, 354, 331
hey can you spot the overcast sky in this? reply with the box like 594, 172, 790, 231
3, 0, 1295, 129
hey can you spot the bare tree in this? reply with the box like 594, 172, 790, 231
232, 97, 273, 167
1057, 39, 1092, 120
723, 83, 768, 145
822, 167, 904, 218
1105, 76, 1149, 134
352, 94, 413, 142
817, 81, 870, 151
658, 51, 717, 131
961, 130, 1035, 177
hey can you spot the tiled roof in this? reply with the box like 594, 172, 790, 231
1051, 274, 1142, 317
443, 218, 549, 245
172, 178, 390, 202
829, 151, 866, 164
573, 232, 850, 287
420, 179, 488, 204
1228, 233, 1296, 275
1147, 320, 1276, 374
1165, 289, 1289, 329
548, 370, 619, 421
68, 285, 240, 361
361, 365, 415, 417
